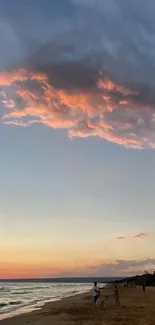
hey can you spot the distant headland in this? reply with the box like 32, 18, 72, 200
112, 272, 155, 287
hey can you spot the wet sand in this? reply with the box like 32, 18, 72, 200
1, 285, 155, 325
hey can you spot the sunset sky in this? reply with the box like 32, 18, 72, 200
1, 0, 155, 279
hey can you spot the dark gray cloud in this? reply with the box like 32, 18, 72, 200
1, 0, 155, 148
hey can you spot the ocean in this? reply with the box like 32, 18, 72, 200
0, 277, 121, 320
0, 282, 93, 320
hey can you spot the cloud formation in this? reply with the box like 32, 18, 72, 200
1, 0, 155, 148
116, 232, 149, 240
134, 232, 149, 239
90, 258, 155, 276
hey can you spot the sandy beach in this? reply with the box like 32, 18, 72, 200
1, 285, 155, 325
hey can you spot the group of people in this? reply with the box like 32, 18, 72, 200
92, 281, 120, 307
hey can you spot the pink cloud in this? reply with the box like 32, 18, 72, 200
1, 68, 155, 149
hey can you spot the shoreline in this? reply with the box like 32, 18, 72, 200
0, 283, 94, 322
0, 290, 90, 324
0, 288, 91, 323
0, 297, 60, 321
1, 286, 155, 324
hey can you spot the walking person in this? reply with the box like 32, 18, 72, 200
92, 282, 100, 306
142, 283, 146, 292
114, 284, 120, 306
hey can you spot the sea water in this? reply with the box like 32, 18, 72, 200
0, 282, 93, 320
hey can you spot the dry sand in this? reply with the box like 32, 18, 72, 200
1, 285, 155, 325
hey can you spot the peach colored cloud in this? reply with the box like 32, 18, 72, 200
1, 68, 155, 149
134, 232, 149, 239
97, 77, 138, 96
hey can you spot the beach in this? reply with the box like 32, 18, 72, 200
0, 282, 92, 318
1, 285, 155, 325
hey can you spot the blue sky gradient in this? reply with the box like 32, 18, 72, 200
0, 0, 155, 278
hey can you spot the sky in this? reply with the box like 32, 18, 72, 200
1, 0, 155, 279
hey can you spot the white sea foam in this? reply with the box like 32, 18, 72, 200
0, 282, 93, 320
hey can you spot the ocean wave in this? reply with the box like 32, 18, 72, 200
0, 303, 7, 308
0, 301, 22, 308
71, 290, 78, 294
0, 287, 10, 293
12, 291, 31, 295
21, 286, 50, 290
0, 282, 92, 319
9, 301, 22, 306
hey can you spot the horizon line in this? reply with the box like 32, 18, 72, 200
0, 276, 124, 282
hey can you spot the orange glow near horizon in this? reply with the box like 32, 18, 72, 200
0, 229, 154, 279
0, 258, 101, 279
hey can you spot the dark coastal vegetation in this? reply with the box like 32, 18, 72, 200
113, 271, 155, 287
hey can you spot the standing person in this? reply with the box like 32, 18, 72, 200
93, 282, 100, 306
142, 284, 146, 292
113, 284, 120, 306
